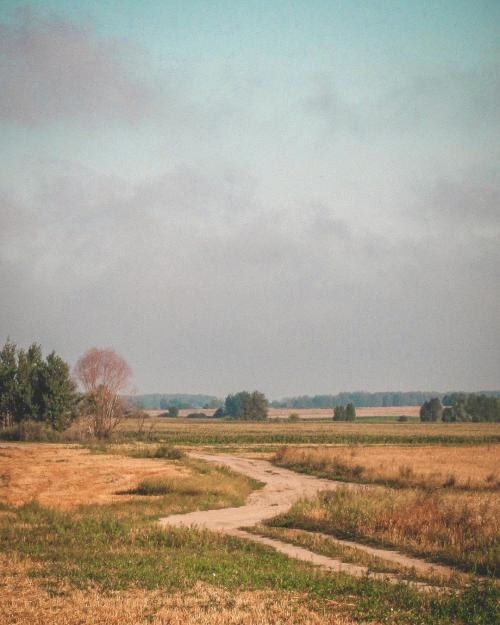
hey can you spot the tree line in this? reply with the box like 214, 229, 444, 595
274, 390, 500, 409
420, 394, 500, 422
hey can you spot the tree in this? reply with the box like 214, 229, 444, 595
167, 405, 179, 417
0, 339, 76, 430
0, 339, 18, 427
74, 348, 131, 439
223, 391, 268, 420
38, 352, 77, 430
420, 398, 443, 422
333, 403, 355, 421
345, 402, 356, 421
333, 405, 345, 421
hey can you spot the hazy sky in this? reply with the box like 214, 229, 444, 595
1, 1, 499, 397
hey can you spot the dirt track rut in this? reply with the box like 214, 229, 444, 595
159, 453, 456, 587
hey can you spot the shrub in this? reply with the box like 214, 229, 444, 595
0, 420, 60, 442
153, 445, 185, 460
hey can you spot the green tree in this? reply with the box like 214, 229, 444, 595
333, 404, 355, 421
419, 397, 443, 422
167, 405, 179, 417
223, 391, 268, 420
0, 340, 77, 430
38, 352, 77, 430
333, 405, 346, 421
345, 402, 356, 421
0, 339, 18, 427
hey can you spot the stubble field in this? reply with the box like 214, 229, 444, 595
1, 420, 499, 625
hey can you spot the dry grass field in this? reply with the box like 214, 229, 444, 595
273, 444, 500, 489
269, 486, 500, 575
1, 440, 499, 624
0, 444, 190, 509
269, 443, 500, 577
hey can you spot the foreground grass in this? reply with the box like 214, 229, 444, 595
273, 445, 500, 490
268, 487, 500, 577
0, 500, 499, 625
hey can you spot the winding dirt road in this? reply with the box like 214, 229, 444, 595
159, 453, 456, 586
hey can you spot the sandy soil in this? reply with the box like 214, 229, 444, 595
160, 453, 455, 585
0, 444, 188, 509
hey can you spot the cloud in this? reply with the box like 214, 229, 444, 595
0, 9, 161, 125
2, 158, 499, 398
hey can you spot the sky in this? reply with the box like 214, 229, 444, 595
1, 1, 499, 398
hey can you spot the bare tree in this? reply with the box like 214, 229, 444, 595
74, 348, 131, 439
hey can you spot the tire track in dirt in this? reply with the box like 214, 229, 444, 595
159, 453, 456, 589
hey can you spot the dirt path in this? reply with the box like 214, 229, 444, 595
159, 453, 456, 586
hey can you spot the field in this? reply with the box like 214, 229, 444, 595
272, 444, 500, 489
147, 406, 423, 419
1, 422, 500, 625
123, 417, 500, 447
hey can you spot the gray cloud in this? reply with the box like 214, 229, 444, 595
1, 7, 499, 397
2, 157, 499, 396
0, 9, 161, 125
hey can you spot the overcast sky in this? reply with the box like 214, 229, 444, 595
1, 1, 499, 397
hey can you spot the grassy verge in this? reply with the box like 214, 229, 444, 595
267, 487, 500, 576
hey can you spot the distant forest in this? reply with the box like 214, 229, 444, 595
128, 394, 221, 410
129, 391, 500, 410
272, 391, 500, 409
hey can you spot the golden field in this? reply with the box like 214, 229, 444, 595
273, 443, 500, 489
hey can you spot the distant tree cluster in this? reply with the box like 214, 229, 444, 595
419, 398, 443, 422
0, 340, 77, 431
219, 391, 268, 420
443, 394, 500, 422
420, 394, 500, 423
333, 403, 356, 421
129, 393, 220, 410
